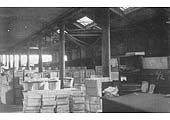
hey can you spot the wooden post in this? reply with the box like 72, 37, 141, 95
26, 43, 30, 70
101, 8, 111, 77
38, 39, 43, 72
0, 54, 2, 63
13, 54, 15, 70
8, 54, 11, 69
168, 11, 170, 69
5, 54, 7, 66
52, 52, 56, 70
12, 51, 15, 104
59, 23, 65, 89
18, 53, 21, 69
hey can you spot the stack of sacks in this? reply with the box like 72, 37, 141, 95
23, 92, 42, 113
40, 93, 56, 113
70, 91, 86, 113
55, 94, 70, 113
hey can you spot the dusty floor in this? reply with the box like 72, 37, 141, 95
0, 103, 22, 113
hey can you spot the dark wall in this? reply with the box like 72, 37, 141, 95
111, 15, 168, 57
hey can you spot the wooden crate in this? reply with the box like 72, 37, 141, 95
55, 104, 70, 113
85, 69, 95, 78
40, 106, 55, 113
85, 77, 111, 97
95, 66, 103, 75
142, 57, 168, 69
85, 96, 102, 113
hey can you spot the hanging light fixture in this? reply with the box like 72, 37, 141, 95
166, 17, 170, 24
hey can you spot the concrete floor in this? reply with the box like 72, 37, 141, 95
0, 103, 22, 113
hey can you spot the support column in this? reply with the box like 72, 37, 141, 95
38, 39, 43, 72
0, 54, 2, 64
18, 53, 21, 70
8, 54, 11, 69
13, 54, 15, 69
101, 8, 111, 77
59, 24, 65, 89
12, 51, 16, 104
168, 11, 170, 69
26, 43, 30, 70
5, 54, 7, 66
52, 52, 56, 70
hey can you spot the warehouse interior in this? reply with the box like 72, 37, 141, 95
0, 7, 170, 113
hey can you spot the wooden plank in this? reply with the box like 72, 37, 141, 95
101, 8, 111, 77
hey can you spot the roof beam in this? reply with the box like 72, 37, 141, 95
65, 33, 87, 48
68, 29, 102, 33
7, 8, 86, 52
66, 33, 89, 46
109, 7, 148, 33
71, 33, 101, 37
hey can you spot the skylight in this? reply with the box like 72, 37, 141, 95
120, 7, 129, 11
77, 16, 94, 26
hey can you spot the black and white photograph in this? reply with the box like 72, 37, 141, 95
0, 0, 170, 119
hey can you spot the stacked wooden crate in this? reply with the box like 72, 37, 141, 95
41, 93, 56, 113
49, 71, 60, 78
22, 88, 82, 113
23, 92, 42, 113
73, 70, 85, 85
14, 71, 24, 84
70, 91, 86, 113
0, 74, 14, 104
13, 76, 23, 105
15, 85, 23, 105
95, 66, 103, 75
85, 96, 102, 113
55, 94, 70, 113
85, 77, 111, 113
85, 69, 96, 78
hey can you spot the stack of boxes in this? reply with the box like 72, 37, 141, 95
0, 74, 14, 104
22, 88, 84, 113
85, 77, 111, 113
85, 69, 96, 78
49, 71, 60, 78
23, 92, 42, 113
85, 96, 102, 113
55, 94, 70, 113
70, 91, 86, 113
14, 77, 23, 105
95, 66, 103, 75
73, 70, 85, 85
41, 93, 56, 113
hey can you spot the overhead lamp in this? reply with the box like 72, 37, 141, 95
29, 47, 39, 49
166, 17, 170, 24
